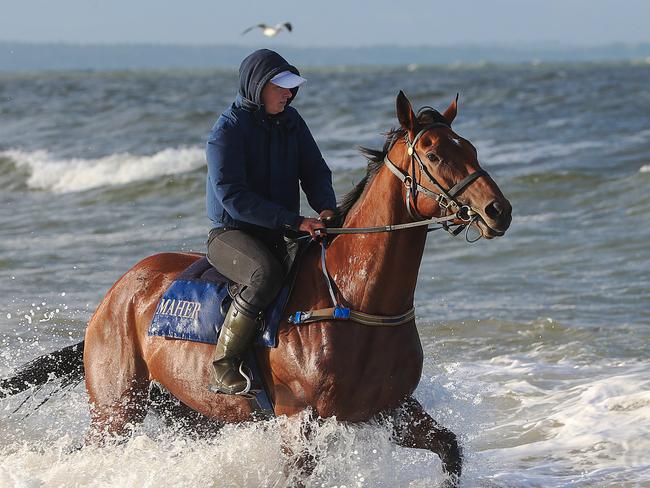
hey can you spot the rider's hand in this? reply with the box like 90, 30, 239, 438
298, 217, 327, 238
318, 209, 336, 222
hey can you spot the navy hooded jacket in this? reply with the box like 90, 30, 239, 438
206, 49, 337, 235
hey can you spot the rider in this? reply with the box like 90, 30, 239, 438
205, 49, 337, 395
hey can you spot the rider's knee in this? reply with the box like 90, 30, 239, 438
249, 258, 283, 298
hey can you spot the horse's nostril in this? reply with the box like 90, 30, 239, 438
485, 201, 503, 220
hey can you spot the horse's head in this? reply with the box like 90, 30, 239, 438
393, 91, 511, 239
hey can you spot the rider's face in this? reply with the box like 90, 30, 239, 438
261, 82, 292, 115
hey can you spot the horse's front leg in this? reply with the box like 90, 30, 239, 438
390, 396, 462, 487
280, 410, 320, 487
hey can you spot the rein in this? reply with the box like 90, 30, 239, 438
289, 120, 489, 327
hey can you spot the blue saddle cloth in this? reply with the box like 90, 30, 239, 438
148, 256, 291, 347
147, 244, 305, 415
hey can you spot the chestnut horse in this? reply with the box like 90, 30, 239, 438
5, 92, 511, 486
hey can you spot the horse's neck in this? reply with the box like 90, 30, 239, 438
327, 165, 428, 315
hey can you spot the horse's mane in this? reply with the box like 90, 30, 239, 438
334, 108, 449, 225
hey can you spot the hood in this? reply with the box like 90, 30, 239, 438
238, 49, 301, 111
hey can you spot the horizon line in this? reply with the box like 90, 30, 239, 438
2, 39, 650, 50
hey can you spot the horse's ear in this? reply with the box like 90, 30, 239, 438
442, 93, 459, 125
396, 90, 418, 134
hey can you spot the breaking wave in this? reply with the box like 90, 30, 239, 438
0, 147, 205, 193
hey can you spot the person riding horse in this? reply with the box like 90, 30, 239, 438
205, 49, 337, 395
6, 82, 512, 484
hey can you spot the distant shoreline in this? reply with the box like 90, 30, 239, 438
1, 41, 649, 72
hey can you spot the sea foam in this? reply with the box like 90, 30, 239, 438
2, 348, 649, 487
1, 147, 205, 193
0, 404, 446, 488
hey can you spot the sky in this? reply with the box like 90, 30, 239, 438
2, 0, 650, 47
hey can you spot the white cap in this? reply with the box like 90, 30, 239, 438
270, 70, 306, 89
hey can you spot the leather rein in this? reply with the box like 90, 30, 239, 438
289, 122, 489, 327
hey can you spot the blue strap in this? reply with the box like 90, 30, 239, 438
292, 311, 305, 324
333, 305, 350, 319
289, 306, 351, 325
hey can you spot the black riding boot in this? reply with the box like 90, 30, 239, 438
208, 295, 259, 395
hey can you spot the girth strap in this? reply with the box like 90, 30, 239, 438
289, 306, 415, 326
287, 243, 416, 327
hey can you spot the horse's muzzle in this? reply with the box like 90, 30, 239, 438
477, 199, 512, 239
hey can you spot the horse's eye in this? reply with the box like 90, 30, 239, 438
426, 153, 440, 163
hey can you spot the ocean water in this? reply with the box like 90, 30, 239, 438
1, 61, 649, 487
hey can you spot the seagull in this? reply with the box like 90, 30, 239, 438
242, 22, 293, 37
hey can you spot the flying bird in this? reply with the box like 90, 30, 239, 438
242, 22, 293, 37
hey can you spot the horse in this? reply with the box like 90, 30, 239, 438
1, 91, 511, 486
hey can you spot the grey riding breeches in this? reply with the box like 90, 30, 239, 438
206, 228, 285, 311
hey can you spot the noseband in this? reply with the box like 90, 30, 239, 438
383, 122, 488, 236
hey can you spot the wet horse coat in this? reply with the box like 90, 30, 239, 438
83, 92, 512, 483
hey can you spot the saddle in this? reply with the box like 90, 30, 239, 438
147, 238, 306, 413
148, 238, 303, 347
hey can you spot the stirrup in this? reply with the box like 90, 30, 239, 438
208, 360, 260, 398
235, 362, 252, 396
234, 362, 264, 399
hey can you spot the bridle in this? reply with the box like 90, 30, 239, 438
383, 121, 488, 238
319, 118, 489, 242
